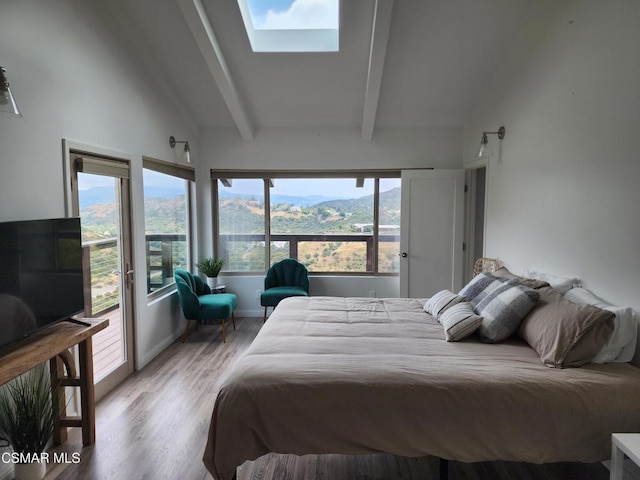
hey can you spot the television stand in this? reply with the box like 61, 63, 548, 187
0, 318, 108, 446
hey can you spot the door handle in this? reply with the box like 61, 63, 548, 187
125, 270, 134, 288
401, 252, 407, 258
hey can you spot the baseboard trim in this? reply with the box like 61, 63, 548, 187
235, 309, 264, 318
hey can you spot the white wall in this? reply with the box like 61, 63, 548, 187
198, 126, 463, 314
0, 0, 197, 369
465, 0, 640, 312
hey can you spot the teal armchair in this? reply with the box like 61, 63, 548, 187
260, 258, 309, 321
174, 269, 237, 343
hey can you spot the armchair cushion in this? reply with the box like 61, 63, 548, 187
261, 286, 308, 307
198, 293, 238, 325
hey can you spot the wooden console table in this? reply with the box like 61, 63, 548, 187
0, 318, 108, 446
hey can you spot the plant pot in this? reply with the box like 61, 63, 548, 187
14, 461, 47, 480
206, 276, 218, 289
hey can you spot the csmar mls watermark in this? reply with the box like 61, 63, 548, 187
2, 452, 81, 464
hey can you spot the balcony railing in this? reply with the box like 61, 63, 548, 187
220, 233, 400, 273
82, 234, 187, 315
145, 233, 188, 293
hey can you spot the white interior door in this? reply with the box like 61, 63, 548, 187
399, 169, 464, 297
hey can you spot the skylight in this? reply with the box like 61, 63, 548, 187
238, 0, 340, 52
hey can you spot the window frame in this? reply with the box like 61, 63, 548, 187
143, 157, 196, 298
211, 169, 401, 276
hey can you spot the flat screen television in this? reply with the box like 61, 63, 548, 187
0, 217, 85, 349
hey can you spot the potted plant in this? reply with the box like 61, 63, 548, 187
196, 257, 225, 289
0, 364, 56, 480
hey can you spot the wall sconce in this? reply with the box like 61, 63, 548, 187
169, 135, 190, 163
0, 66, 22, 118
474, 126, 506, 161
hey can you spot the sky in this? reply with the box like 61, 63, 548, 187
246, 0, 339, 30
78, 172, 400, 198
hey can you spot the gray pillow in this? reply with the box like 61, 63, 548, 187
459, 272, 511, 308
475, 282, 540, 343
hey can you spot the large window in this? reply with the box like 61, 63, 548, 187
218, 179, 266, 272
213, 172, 400, 274
143, 159, 195, 294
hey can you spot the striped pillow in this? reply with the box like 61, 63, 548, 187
440, 302, 483, 342
423, 290, 466, 318
476, 283, 540, 343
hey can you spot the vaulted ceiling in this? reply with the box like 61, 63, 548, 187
104, 0, 535, 139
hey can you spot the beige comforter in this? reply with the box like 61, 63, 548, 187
203, 297, 640, 480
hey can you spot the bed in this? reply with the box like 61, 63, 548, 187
203, 296, 640, 480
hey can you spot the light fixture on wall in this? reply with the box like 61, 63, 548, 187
169, 135, 190, 163
474, 126, 506, 161
0, 66, 22, 118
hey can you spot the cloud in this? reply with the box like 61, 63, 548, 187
258, 0, 339, 30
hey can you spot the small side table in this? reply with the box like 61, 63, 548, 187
211, 285, 227, 294
611, 433, 640, 480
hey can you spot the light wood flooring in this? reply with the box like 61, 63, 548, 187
91, 307, 124, 381
41, 317, 638, 480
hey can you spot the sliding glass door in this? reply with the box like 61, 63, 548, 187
69, 153, 135, 400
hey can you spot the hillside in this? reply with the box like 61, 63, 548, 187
219, 187, 401, 234
78, 186, 401, 272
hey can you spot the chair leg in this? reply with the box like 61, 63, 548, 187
181, 319, 192, 343
263, 306, 267, 323
231, 312, 236, 331
222, 319, 227, 343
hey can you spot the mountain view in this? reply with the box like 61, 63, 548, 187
219, 187, 400, 235
217, 187, 401, 272
78, 186, 401, 275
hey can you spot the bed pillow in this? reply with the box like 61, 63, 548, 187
459, 272, 511, 308
564, 288, 637, 363
491, 267, 550, 290
440, 302, 483, 342
423, 290, 466, 318
517, 286, 615, 368
523, 269, 582, 294
475, 282, 540, 343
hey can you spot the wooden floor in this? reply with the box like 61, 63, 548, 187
91, 306, 123, 381
42, 317, 639, 480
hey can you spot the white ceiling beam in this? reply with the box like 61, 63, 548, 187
178, 0, 254, 140
361, 0, 394, 141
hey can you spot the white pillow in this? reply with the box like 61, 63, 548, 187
440, 302, 483, 342
523, 269, 582, 294
564, 287, 637, 363
423, 290, 466, 318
